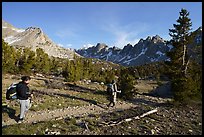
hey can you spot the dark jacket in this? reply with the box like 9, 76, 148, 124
16, 81, 30, 100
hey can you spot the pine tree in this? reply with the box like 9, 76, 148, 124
74, 58, 83, 81
166, 8, 201, 104
62, 60, 76, 82
34, 48, 50, 74
2, 39, 17, 73
50, 57, 62, 76
118, 68, 135, 100
167, 8, 192, 78
82, 59, 91, 79
18, 47, 35, 74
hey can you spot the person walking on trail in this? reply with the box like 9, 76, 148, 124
107, 80, 121, 108
16, 76, 32, 123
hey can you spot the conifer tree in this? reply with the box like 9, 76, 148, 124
166, 8, 201, 104
82, 59, 91, 79
74, 58, 83, 81
167, 8, 192, 78
34, 48, 50, 74
2, 39, 17, 73
118, 68, 134, 100
18, 47, 35, 74
62, 60, 75, 82
50, 57, 62, 76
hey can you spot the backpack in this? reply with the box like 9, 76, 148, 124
107, 84, 114, 95
6, 83, 18, 100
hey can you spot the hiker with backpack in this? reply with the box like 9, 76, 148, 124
107, 80, 121, 108
16, 76, 32, 123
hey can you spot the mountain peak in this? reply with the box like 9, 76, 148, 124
2, 19, 80, 59
26, 26, 41, 31
95, 43, 108, 51
152, 35, 164, 43
146, 36, 152, 41
138, 38, 144, 44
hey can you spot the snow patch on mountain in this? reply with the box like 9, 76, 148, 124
167, 44, 173, 50
4, 36, 22, 44
2, 19, 80, 59
12, 28, 25, 33
76, 36, 171, 66
156, 51, 164, 56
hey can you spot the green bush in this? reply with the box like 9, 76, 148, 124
118, 69, 135, 100
172, 76, 202, 104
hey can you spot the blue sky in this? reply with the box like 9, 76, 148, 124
2, 2, 202, 50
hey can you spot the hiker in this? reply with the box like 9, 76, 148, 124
107, 80, 121, 108
16, 76, 32, 123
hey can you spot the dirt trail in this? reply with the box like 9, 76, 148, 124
2, 100, 137, 126
2, 75, 170, 127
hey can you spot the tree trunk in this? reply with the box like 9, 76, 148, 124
182, 44, 186, 66
184, 59, 190, 76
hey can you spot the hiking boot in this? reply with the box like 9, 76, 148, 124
18, 118, 24, 123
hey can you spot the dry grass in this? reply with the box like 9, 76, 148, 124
2, 74, 202, 135
134, 80, 159, 93
2, 73, 109, 119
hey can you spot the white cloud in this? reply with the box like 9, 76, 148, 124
57, 43, 73, 49
55, 22, 83, 39
56, 28, 77, 38
101, 21, 149, 48
161, 34, 171, 41
57, 43, 64, 47
66, 44, 73, 47
82, 43, 95, 49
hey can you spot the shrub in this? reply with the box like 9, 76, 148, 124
172, 76, 202, 105
118, 69, 135, 100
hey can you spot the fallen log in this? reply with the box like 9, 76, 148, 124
84, 122, 89, 130
100, 108, 158, 127
139, 108, 158, 118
